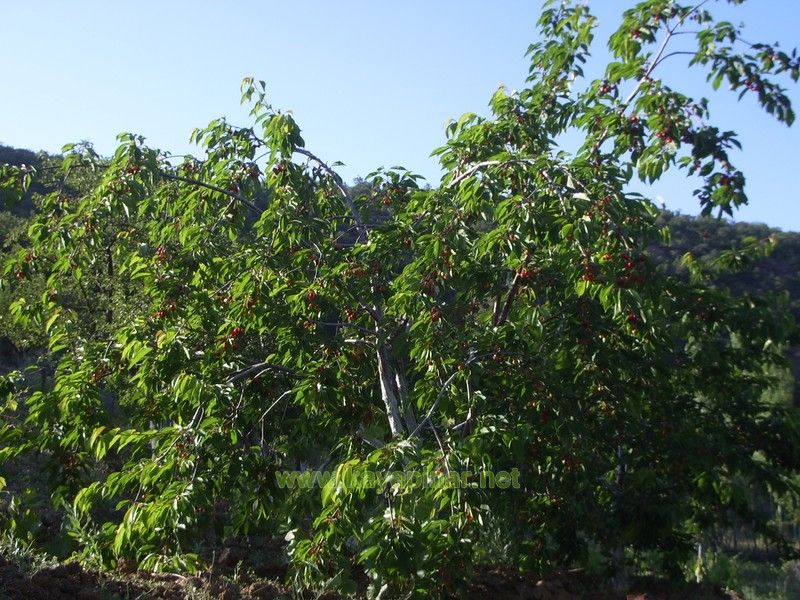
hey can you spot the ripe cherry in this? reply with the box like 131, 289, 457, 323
230, 326, 245, 338
430, 307, 442, 323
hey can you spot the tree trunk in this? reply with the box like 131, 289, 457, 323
377, 344, 405, 437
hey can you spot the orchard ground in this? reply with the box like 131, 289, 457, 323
0, 542, 750, 599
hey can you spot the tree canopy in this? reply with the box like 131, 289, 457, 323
1, 1, 799, 597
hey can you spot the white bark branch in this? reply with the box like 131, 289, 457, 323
377, 344, 406, 437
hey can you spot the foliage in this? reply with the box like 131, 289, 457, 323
704, 553, 800, 600
0, 147, 105, 349
1, 1, 800, 597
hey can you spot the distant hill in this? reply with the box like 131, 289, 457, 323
652, 211, 800, 324
0, 144, 43, 216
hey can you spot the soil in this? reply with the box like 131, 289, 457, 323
0, 553, 742, 600
466, 567, 741, 600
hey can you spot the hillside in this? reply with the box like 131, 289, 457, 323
653, 211, 800, 324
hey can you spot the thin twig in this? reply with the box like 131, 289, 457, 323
227, 361, 300, 384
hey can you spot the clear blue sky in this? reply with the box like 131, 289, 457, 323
1, 1, 798, 229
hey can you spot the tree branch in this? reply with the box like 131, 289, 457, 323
227, 361, 300, 384
447, 158, 537, 189
493, 270, 524, 327
652, 50, 697, 70
294, 147, 368, 242
409, 350, 484, 438
160, 172, 264, 216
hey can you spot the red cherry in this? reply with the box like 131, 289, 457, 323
430, 307, 442, 323
230, 326, 245, 338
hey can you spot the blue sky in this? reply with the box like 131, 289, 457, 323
1, 1, 798, 229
